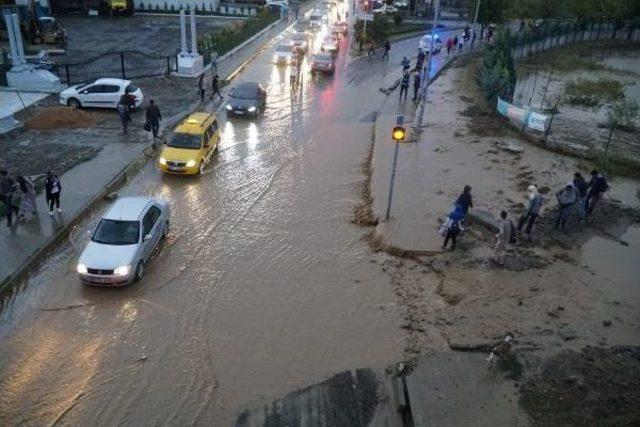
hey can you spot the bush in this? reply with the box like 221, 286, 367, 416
610, 100, 639, 131
199, 9, 277, 61
478, 29, 516, 103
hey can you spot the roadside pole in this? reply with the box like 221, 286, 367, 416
414, 0, 441, 132
385, 116, 406, 221
473, 0, 481, 25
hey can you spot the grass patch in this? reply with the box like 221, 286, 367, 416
521, 52, 605, 73
564, 78, 624, 107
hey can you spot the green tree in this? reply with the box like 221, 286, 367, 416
470, 0, 509, 24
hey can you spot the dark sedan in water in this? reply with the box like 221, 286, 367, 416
225, 82, 267, 118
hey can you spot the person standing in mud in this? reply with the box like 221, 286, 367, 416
412, 72, 422, 102
455, 185, 473, 219
555, 182, 578, 230
442, 205, 464, 251
0, 169, 15, 226
399, 71, 410, 101
197, 73, 205, 102
382, 40, 391, 60
211, 74, 223, 101
585, 170, 609, 216
495, 210, 512, 266
517, 185, 542, 238
573, 172, 588, 219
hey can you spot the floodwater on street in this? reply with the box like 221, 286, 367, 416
0, 22, 414, 425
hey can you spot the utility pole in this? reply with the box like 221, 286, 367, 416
414, 0, 441, 132
473, 0, 481, 25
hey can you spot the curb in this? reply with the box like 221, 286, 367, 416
0, 16, 293, 301
0, 144, 153, 299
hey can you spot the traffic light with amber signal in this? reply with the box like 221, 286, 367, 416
392, 125, 406, 141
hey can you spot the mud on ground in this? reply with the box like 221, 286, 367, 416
355, 50, 640, 421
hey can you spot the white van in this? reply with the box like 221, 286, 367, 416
266, 0, 289, 8
418, 34, 443, 54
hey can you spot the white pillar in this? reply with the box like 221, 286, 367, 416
12, 14, 27, 67
4, 15, 19, 68
190, 7, 198, 55
179, 10, 188, 55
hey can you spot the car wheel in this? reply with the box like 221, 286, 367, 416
198, 161, 205, 175
162, 220, 169, 239
67, 98, 81, 109
134, 261, 144, 282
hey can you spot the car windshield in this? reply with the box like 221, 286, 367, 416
315, 54, 332, 61
125, 84, 138, 93
92, 219, 140, 245
76, 83, 89, 91
232, 86, 257, 100
310, 15, 321, 21
167, 132, 202, 149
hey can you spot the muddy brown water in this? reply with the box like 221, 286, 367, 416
0, 32, 410, 425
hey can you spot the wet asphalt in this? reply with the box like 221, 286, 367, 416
0, 17, 431, 425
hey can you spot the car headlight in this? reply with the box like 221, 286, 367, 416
248, 106, 256, 112
159, 157, 167, 165
226, 104, 232, 111
114, 265, 130, 276
186, 160, 197, 168
77, 263, 88, 274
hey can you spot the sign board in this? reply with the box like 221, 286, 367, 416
496, 97, 550, 132
355, 12, 373, 21
396, 115, 404, 125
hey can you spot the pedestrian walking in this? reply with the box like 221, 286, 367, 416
17, 175, 37, 219
197, 73, 205, 102
401, 56, 410, 72
517, 185, 542, 237
573, 172, 587, 219
210, 74, 223, 101
0, 169, 15, 226
399, 71, 410, 101
457, 36, 464, 52
585, 170, 609, 216
412, 72, 421, 101
45, 170, 62, 216
145, 99, 162, 139
555, 181, 578, 230
446, 37, 453, 55
441, 207, 463, 251
415, 48, 425, 71
471, 31, 476, 49
117, 96, 130, 135
487, 27, 494, 43
455, 185, 473, 218
382, 40, 390, 60
480, 24, 485, 42
495, 210, 513, 266
290, 65, 299, 87
452, 36, 458, 50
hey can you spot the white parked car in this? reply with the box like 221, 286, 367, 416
77, 197, 170, 286
273, 41, 294, 64
59, 78, 144, 109
266, 0, 288, 8
418, 34, 444, 54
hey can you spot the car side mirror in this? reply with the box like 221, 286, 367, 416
144, 233, 154, 241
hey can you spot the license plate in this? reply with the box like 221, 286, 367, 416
169, 166, 184, 172
235, 110, 245, 115
92, 277, 110, 284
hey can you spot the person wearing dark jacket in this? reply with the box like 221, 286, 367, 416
412, 73, 421, 101
517, 184, 542, 236
555, 181, 578, 230
455, 185, 473, 217
145, 100, 162, 139
197, 73, 205, 102
45, 170, 62, 216
1, 169, 15, 226
573, 172, 587, 219
585, 170, 608, 215
211, 74, 223, 100
399, 71, 410, 101
382, 40, 390, 60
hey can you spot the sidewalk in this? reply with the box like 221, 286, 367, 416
370, 39, 481, 252
0, 17, 292, 291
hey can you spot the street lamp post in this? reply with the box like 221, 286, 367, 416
473, 0, 481, 25
413, 0, 441, 131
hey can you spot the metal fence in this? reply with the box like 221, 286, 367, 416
508, 21, 640, 59
53, 51, 177, 85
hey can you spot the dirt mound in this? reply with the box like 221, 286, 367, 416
25, 107, 98, 131
519, 346, 640, 426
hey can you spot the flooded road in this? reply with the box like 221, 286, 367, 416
0, 25, 416, 425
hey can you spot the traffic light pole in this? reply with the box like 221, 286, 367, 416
414, 0, 441, 132
384, 141, 400, 221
